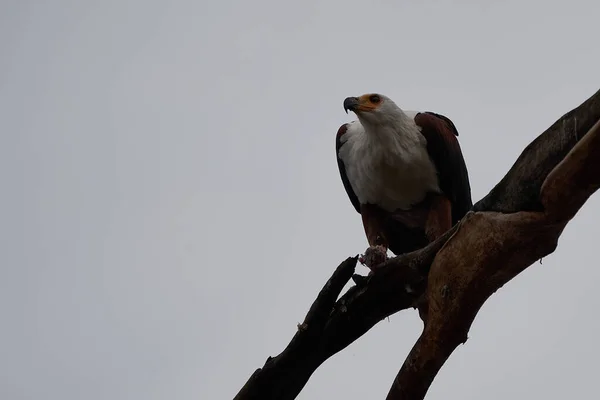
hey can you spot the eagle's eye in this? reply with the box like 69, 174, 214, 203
369, 94, 381, 104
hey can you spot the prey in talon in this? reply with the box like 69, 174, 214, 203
359, 245, 389, 273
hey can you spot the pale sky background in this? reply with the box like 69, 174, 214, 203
2, 1, 600, 399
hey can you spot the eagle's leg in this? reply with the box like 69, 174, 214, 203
424, 194, 453, 242
417, 194, 453, 322
359, 204, 389, 271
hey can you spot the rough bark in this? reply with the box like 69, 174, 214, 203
234, 88, 600, 400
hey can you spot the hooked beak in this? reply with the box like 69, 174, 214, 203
343, 97, 359, 114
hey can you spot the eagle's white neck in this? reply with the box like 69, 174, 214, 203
358, 110, 425, 150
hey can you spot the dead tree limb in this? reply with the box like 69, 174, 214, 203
234, 88, 600, 400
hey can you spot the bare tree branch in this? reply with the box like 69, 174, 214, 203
386, 114, 600, 399
234, 88, 600, 400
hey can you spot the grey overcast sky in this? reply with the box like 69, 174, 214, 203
2, 0, 599, 399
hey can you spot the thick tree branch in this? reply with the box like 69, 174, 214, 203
234, 88, 600, 400
234, 256, 358, 400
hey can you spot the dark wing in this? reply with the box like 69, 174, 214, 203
336, 124, 360, 213
414, 112, 473, 224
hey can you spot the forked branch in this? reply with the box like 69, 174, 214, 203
234, 88, 600, 400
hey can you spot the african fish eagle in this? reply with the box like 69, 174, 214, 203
336, 93, 472, 264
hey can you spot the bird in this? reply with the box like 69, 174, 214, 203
336, 93, 472, 268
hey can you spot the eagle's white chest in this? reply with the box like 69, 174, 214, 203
338, 120, 440, 212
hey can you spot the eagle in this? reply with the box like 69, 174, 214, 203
336, 93, 472, 267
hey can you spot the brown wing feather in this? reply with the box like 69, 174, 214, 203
336, 124, 360, 213
414, 112, 473, 224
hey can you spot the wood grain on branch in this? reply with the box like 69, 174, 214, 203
234, 88, 600, 400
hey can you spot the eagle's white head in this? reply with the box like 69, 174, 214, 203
343, 93, 407, 129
